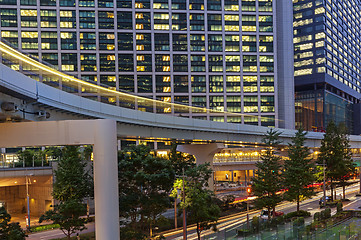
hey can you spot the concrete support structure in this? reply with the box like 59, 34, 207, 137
177, 143, 224, 191
0, 119, 120, 240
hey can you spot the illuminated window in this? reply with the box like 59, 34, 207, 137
294, 68, 313, 76
21, 32, 38, 38
315, 7, 325, 14
20, 9, 37, 16
136, 34, 144, 40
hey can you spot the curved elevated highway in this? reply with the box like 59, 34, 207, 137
0, 40, 361, 148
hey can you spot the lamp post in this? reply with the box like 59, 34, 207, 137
246, 187, 251, 229
322, 158, 326, 207
246, 196, 257, 229
25, 173, 33, 230
182, 168, 187, 240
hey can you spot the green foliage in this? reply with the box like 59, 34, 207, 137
30, 223, 60, 232
314, 165, 325, 183
283, 128, 315, 211
252, 129, 283, 219
337, 202, 343, 213
293, 217, 305, 226
119, 227, 147, 240
324, 208, 331, 218
171, 163, 220, 240
42, 146, 92, 240
53, 146, 93, 202
284, 210, 311, 220
252, 216, 260, 232
168, 142, 195, 175
237, 228, 252, 237
17, 149, 38, 167
0, 207, 26, 240
318, 121, 355, 199
118, 145, 175, 235
17, 147, 61, 167
186, 187, 220, 240
314, 212, 320, 221
39, 200, 87, 240
319, 208, 331, 220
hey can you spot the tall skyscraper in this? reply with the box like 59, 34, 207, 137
294, 0, 361, 133
0, 0, 294, 129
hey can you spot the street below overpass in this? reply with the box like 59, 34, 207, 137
164, 183, 361, 240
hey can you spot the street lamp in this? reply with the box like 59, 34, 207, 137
175, 168, 187, 240
25, 173, 34, 230
246, 187, 251, 228
246, 196, 257, 229
182, 168, 187, 240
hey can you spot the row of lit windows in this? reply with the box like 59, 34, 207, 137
1, 11, 273, 32
1, 30, 273, 53
0, 0, 273, 11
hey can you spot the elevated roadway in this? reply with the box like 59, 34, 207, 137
1, 59, 361, 148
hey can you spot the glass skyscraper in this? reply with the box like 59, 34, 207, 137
294, 0, 361, 133
0, 0, 294, 129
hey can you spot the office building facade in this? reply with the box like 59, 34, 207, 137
294, 0, 361, 133
0, 0, 294, 129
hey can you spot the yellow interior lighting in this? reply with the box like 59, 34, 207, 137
0, 40, 280, 122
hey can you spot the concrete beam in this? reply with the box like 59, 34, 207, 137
0, 120, 120, 240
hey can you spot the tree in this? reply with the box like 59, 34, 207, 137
170, 163, 220, 240
186, 187, 220, 240
41, 146, 93, 239
39, 200, 87, 240
252, 129, 283, 219
318, 121, 355, 200
118, 145, 175, 237
168, 142, 195, 175
52, 146, 93, 202
16, 149, 35, 167
0, 207, 26, 240
283, 128, 315, 212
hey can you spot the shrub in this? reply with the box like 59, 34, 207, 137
30, 224, 60, 232
285, 210, 311, 220
314, 212, 320, 221
337, 202, 343, 213
324, 208, 331, 219
251, 216, 260, 232
293, 217, 305, 227
237, 229, 252, 237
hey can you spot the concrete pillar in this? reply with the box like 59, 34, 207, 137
0, 120, 120, 240
231, 170, 234, 182
93, 120, 120, 240
177, 143, 224, 191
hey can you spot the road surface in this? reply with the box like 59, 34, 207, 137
165, 183, 361, 240
27, 222, 95, 240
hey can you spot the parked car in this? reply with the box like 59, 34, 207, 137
259, 209, 284, 220
319, 196, 332, 207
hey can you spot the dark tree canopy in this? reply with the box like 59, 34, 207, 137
318, 121, 355, 199
252, 129, 283, 219
41, 146, 92, 240
0, 207, 26, 240
40, 200, 87, 240
283, 128, 315, 212
168, 142, 195, 175
171, 163, 220, 240
118, 144, 175, 235
53, 146, 93, 202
